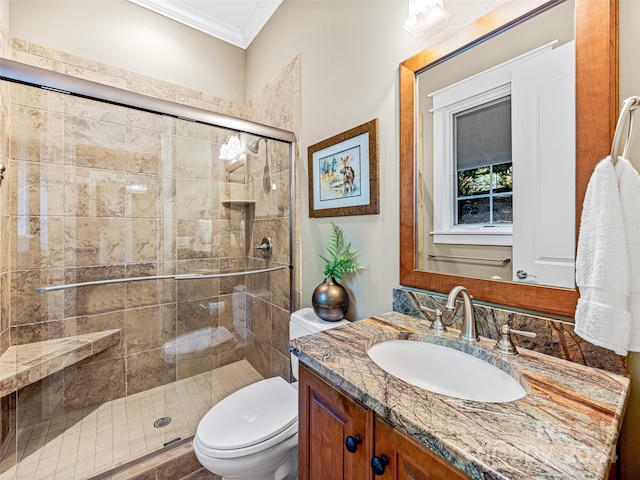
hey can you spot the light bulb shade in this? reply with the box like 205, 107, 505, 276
404, 0, 450, 37
219, 134, 243, 160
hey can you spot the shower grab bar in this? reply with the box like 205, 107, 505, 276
174, 266, 287, 280
428, 251, 511, 264
34, 266, 288, 293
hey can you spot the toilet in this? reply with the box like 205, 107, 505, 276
193, 308, 349, 480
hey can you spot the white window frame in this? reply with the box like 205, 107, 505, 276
429, 42, 556, 246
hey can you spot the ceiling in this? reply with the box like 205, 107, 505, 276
126, 0, 508, 51
127, 0, 283, 49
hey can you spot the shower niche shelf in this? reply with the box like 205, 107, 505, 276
221, 200, 256, 207
0, 329, 121, 398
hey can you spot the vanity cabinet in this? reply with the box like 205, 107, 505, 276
373, 416, 471, 480
298, 365, 471, 480
298, 364, 374, 479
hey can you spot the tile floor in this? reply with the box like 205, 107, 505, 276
0, 360, 263, 480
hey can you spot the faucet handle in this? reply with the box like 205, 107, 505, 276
493, 324, 537, 355
420, 306, 447, 333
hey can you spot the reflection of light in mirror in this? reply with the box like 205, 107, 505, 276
404, 0, 451, 37
416, 0, 511, 48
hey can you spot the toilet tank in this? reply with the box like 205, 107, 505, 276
290, 308, 349, 380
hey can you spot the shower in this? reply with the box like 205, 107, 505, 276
0, 58, 295, 480
247, 137, 267, 154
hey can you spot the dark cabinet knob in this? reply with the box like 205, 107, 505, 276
371, 455, 389, 475
345, 434, 362, 453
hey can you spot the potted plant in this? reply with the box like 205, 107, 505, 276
312, 222, 366, 321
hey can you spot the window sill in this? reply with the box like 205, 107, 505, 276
432, 229, 512, 246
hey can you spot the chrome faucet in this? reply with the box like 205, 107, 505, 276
445, 286, 479, 342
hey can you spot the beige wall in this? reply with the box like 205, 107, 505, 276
7, 0, 246, 103
247, 0, 424, 320
619, 2, 639, 477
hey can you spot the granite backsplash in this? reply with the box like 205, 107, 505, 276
393, 287, 627, 376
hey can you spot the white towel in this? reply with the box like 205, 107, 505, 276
575, 156, 631, 355
616, 157, 640, 352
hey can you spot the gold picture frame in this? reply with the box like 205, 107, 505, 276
308, 119, 380, 218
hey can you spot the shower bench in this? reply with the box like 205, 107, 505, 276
0, 329, 121, 398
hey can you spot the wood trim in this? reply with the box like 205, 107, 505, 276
398, 0, 619, 318
308, 118, 380, 218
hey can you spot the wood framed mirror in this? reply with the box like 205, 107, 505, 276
399, 0, 618, 317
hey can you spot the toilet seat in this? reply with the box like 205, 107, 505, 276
195, 377, 298, 459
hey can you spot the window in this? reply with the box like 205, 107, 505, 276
430, 42, 555, 246
454, 97, 512, 227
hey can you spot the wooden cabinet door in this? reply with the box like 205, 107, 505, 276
373, 417, 472, 480
298, 365, 374, 480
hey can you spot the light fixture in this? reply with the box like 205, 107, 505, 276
218, 134, 242, 160
404, 0, 451, 37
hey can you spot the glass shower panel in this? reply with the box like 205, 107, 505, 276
1, 76, 292, 479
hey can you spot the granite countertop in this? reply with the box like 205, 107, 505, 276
289, 312, 630, 480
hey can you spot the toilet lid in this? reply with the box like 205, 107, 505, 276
197, 376, 298, 450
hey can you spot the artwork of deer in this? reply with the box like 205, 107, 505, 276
339, 156, 355, 195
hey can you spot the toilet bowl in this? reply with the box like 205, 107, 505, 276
193, 308, 349, 480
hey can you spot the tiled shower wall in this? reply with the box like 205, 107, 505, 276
244, 56, 302, 380
0, 35, 301, 433
7, 85, 250, 424
0, 19, 10, 444
1, 11, 11, 359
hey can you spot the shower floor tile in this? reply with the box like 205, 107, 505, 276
0, 359, 263, 480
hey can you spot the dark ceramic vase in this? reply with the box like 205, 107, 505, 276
311, 277, 349, 321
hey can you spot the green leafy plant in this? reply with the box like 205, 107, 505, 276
319, 222, 366, 280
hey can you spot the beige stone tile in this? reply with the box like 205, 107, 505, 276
13, 269, 65, 325
125, 305, 174, 356
124, 263, 172, 306
245, 337, 271, 379
70, 283, 127, 318
175, 135, 213, 181
128, 218, 160, 263
63, 358, 125, 410
126, 348, 175, 396
125, 174, 161, 218
17, 372, 63, 424
65, 118, 127, 170
64, 216, 126, 267
175, 259, 219, 301
175, 178, 213, 222
9, 105, 65, 164
64, 167, 126, 218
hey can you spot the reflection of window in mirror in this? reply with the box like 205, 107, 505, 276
430, 43, 554, 246
455, 98, 513, 229
425, 39, 576, 288
411, 0, 585, 295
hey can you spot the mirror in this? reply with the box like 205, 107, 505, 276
399, 0, 618, 317
417, 2, 575, 289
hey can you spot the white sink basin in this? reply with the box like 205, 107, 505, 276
367, 340, 526, 403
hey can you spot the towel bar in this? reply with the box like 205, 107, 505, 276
428, 251, 511, 263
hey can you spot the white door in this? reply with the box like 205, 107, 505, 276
511, 41, 575, 288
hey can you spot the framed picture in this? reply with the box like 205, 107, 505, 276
308, 118, 380, 218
